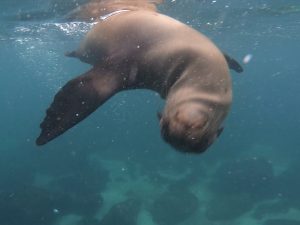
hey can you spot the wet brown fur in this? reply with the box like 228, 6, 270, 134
37, 0, 233, 154
67, 0, 163, 21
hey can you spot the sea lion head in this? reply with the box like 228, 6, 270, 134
159, 103, 223, 154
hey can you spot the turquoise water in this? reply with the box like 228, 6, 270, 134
1, 0, 300, 225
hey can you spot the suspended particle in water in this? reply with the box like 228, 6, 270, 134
243, 54, 253, 64
53, 208, 60, 214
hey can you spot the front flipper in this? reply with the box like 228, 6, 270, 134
36, 67, 123, 145
223, 53, 244, 73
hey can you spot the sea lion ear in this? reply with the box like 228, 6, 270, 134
216, 126, 224, 138
223, 53, 244, 73
157, 111, 162, 120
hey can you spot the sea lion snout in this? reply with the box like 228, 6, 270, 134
160, 105, 217, 153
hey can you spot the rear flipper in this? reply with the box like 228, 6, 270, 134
223, 53, 244, 73
36, 67, 123, 145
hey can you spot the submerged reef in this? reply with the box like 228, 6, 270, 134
0, 185, 68, 225
205, 157, 276, 222
77, 217, 100, 225
0, 183, 104, 225
0, 146, 109, 225
264, 219, 300, 225
274, 162, 300, 208
209, 157, 275, 200
99, 198, 142, 225
252, 200, 290, 220
205, 193, 254, 221
149, 184, 199, 225
251, 160, 300, 220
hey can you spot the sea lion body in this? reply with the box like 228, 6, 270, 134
76, 10, 230, 95
36, 2, 237, 153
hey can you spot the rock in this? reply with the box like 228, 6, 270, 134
42, 153, 110, 194
69, 192, 103, 216
99, 198, 142, 225
274, 162, 300, 208
149, 186, 199, 225
264, 219, 300, 225
205, 193, 254, 222
252, 200, 290, 219
0, 184, 103, 225
205, 157, 276, 222
47, 160, 107, 216
0, 185, 67, 225
209, 157, 275, 201
78, 217, 100, 225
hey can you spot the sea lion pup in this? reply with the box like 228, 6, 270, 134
36, 0, 242, 153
